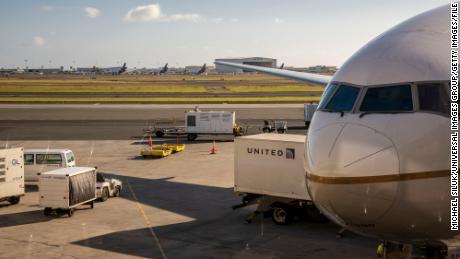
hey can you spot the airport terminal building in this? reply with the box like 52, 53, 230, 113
214, 57, 276, 73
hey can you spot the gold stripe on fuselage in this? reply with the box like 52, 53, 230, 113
307, 170, 450, 184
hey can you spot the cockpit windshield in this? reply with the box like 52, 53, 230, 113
318, 83, 337, 109
324, 85, 360, 112
360, 85, 413, 112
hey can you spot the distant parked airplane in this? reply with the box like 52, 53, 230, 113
159, 63, 168, 74
87, 62, 127, 75
196, 64, 207, 75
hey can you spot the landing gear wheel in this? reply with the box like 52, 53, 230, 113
101, 188, 109, 202
155, 131, 165, 138
8, 196, 20, 205
271, 204, 292, 225
187, 133, 198, 141
262, 127, 271, 133
90, 201, 94, 209
44, 207, 52, 216
67, 208, 74, 217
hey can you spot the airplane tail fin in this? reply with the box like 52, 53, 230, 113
119, 62, 127, 74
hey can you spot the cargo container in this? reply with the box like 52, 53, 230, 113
0, 148, 25, 205
304, 103, 318, 128
233, 134, 325, 224
39, 167, 96, 217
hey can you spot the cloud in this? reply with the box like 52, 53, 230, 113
124, 4, 162, 22
85, 7, 101, 18
33, 36, 46, 46
124, 4, 203, 23
168, 13, 203, 22
274, 18, 284, 23
230, 18, 239, 23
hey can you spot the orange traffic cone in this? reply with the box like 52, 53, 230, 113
210, 140, 217, 154
148, 135, 153, 147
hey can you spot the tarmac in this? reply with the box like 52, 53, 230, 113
0, 104, 378, 258
0, 104, 308, 140
0, 139, 378, 259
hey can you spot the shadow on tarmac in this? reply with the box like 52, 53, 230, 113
0, 210, 53, 228
70, 175, 377, 259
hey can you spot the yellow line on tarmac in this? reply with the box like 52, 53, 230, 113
126, 179, 168, 259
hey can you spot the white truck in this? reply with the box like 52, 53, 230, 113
39, 167, 96, 217
146, 109, 243, 141
233, 134, 326, 224
304, 103, 318, 128
24, 149, 76, 185
0, 148, 25, 205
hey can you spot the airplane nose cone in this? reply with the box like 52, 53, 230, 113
306, 122, 399, 231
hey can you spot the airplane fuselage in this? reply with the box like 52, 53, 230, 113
306, 81, 451, 244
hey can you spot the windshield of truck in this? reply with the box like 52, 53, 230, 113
36, 154, 63, 165
66, 152, 75, 164
24, 154, 34, 165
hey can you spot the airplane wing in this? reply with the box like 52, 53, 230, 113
214, 61, 332, 86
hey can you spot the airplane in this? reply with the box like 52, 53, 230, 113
196, 63, 207, 75
216, 4, 455, 258
159, 63, 168, 74
117, 62, 127, 75
81, 63, 127, 75
279, 62, 284, 69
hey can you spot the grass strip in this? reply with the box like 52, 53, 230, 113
0, 96, 321, 103
226, 85, 323, 92
0, 85, 207, 93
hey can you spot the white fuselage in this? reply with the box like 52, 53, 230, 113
306, 107, 450, 243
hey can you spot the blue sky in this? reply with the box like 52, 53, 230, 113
0, 0, 452, 69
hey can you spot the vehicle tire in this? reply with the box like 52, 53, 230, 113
271, 204, 292, 225
44, 207, 52, 216
101, 188, 109, 202
8, 196, 20, 205
67, 208, 74, 217
113, 186, 121, 197
262, 127, 270, 133
142, 155, 147, 159
155, 130, 165, 138
187, 133, 198, 141
278, 129, 285, 134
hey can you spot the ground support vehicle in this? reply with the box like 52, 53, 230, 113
96, 172, 122, 202
233, 134, 326, 224
304, 103, 318, 128
141, 146, 173, 158
0, 148, 25, 205
143, 110, 244, 141
39, 167, 96, 217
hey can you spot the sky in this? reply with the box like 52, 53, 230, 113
0, 0, 452, 69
